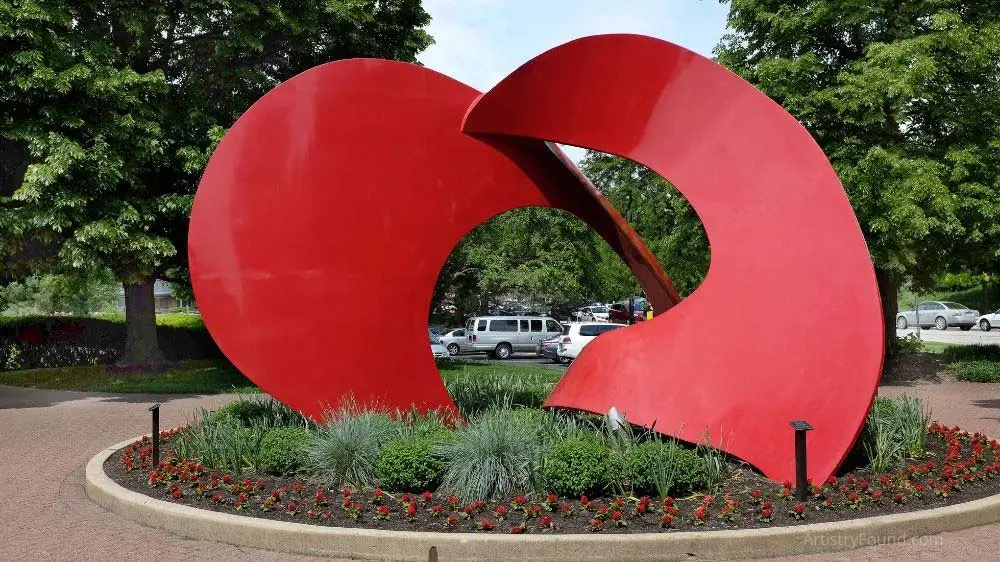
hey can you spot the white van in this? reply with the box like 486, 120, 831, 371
464, 316, 564, 359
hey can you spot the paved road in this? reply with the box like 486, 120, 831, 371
1, 376, 998, 560
896, 327, 1000, 346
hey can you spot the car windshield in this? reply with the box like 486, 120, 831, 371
428, 330, 442, 344
942, 302, 968, 310
593, 306, 608, 313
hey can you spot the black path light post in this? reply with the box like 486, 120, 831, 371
149, 403, 161, 467
789, 420, 813, 501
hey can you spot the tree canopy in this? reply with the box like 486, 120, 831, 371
716, 0, 1000, 345
1, 0, 432, 362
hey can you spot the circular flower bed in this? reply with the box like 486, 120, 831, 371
107, 421, 1000, 534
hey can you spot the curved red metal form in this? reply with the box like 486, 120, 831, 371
463, 35, 884, 483
188, 59, 673, 421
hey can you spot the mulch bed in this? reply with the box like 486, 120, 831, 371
105, 424, 1000, 535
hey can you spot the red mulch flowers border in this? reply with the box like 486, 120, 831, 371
107, 423, 1000, 534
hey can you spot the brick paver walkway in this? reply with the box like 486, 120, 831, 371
0, 380, 997, 560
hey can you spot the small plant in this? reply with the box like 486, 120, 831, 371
374, 437, 445, 492
697, 429, 732, 493
788, 502, 807, 520
258, 427, 312, 475
437, 406, 542, 501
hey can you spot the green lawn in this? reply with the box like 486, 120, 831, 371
436, 359, 563, 385
0, 357, 561, 396
0, 360, 255, 394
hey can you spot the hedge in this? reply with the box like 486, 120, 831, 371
0, 316, 221, 371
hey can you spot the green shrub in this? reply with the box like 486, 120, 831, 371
445, 370, 551, 415
305, 408, 402, 487
624, 441, 706, 498
375, 438, 445, 492
259, 427, 312, 475
542, 436, 620, 498
948, 360, 1000, 382
438, 407, 543, 501
942, 344, 1000, 363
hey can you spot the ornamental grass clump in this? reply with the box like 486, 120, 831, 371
174, 412, 269, 472
305, 405, 403, 487
862, 395, 932, 472
437, 406, 543, 501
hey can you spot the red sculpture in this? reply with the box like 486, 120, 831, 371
189, 35, 883, 484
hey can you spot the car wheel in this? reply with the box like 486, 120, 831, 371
960, 326, 972, 331
494, 343, 512, 360
486, 351, 496, 359
935, 316, 948, 330
558, 356, 570, 365
981, 319, 992, 332
896, 316, 908, 330
447, 343, 460, 356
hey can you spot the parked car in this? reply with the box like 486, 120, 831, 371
429, 330, 450, 358
464, 315, 565, 359
608, 298, 648, 324
896, 301, 980, 331
977, 309, 1000, 332
537, 334, 567, 364
438, 328, 468, 355
557, 322, 627, 361
578, 305, 610, 322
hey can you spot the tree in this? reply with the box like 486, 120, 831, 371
0, 269, 118, 316
1, 0, 432, 364
716, 0, 1000, 355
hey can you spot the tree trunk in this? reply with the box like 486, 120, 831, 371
874, 267, 899, 372
117, 277, 165, 366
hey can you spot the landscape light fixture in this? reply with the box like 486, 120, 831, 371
148, 403, 161, 466
789, 420, 813, 500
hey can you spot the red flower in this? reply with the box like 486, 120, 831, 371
662, 496, 675, 507
509, 523, 527, 534
422, 491, 434, 502
375, 505, 391, 520
406, 503, 417, 519
586, 518, 603, 532
495, 505, 508, 519
547, 493, 558, 504
341, 487, 352, 497
445, 515, 458, 528
693, 505, 707, 523
170, 488, 184, 501
292, 482, 305, 493
222, 475, 233, 485
211, 492, 224, 503
401, 493, 412, 504
315, 490, 327, 505
751, 489, 762, 500
286, 501, 299, 514
782, 480, 792, 489
793, 503, 806, 514
540, 515, 553, 529
512, 495, 527, 507
430, 504, 444, 516
477, 519, 494, 531
448, 495, 459, 507
659, 514, 673, 527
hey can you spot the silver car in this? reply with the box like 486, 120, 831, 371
438, 328, 468, 356
896, 301, 980, 331
976, 309, 1000, 331
430, 330, 450, 358
464, 315, 564, 359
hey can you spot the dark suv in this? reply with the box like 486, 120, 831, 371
609, 298, 648, 324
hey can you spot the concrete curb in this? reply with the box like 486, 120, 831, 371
87, 438, 1000, 561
